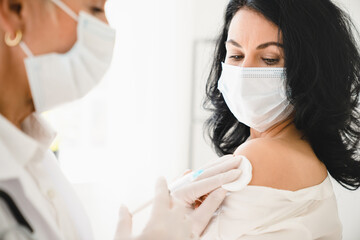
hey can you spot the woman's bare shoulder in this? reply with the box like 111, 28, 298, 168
234, 138, 328, 191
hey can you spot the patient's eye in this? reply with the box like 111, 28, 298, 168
229, 55, 244, 61
262, 58, 280, 66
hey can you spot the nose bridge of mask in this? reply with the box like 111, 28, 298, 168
73, 12, 115, 72
78, 12, 115, 46
51, 0, 78, 21
218, 63, 286, 95
239, 67, 286, 90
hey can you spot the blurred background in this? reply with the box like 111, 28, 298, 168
45, 0, 360, 239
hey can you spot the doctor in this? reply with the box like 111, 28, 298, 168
0, 0, 243, 239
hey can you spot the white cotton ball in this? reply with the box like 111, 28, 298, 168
222, 156, 253, 192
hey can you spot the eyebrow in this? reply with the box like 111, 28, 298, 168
226, 39, 284, 49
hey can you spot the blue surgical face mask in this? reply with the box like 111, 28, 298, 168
217, 63, 293, 132
19, 0, 116, 113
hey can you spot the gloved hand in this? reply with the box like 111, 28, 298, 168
114, 178, 194, 240
171, 155, 243, 237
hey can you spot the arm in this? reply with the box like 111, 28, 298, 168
234, 138, 292, 189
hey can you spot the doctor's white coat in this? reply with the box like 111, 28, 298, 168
0, 113, 94, 240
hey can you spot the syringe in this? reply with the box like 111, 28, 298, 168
131, 169, 205, 215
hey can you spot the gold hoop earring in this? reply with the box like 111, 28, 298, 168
4, 30, 23, 47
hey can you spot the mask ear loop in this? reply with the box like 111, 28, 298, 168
19, 42, 33, 57
51, 0, 78, 22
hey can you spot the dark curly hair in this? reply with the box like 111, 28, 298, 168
204, 0, 360, 190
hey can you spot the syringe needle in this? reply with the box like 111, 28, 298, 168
131, 199, 153, 215
131, 169, 204, 216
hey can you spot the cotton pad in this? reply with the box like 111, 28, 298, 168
222, 156, 253, 191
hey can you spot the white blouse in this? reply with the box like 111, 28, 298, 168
201, 157, 342, 240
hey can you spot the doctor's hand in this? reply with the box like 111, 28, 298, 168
171, 155, 243, 237
114, 178, 194, 240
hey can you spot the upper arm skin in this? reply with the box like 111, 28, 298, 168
233, 138, 327, 191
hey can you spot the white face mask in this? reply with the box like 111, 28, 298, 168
19, 0, 116, 113
217, 63, 294, 132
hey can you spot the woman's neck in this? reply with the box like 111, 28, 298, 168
0, 55, 35, 129
250, 116, 296, 140
0, 98, 35, 129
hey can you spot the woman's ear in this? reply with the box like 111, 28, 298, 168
0, 0, 25, 36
